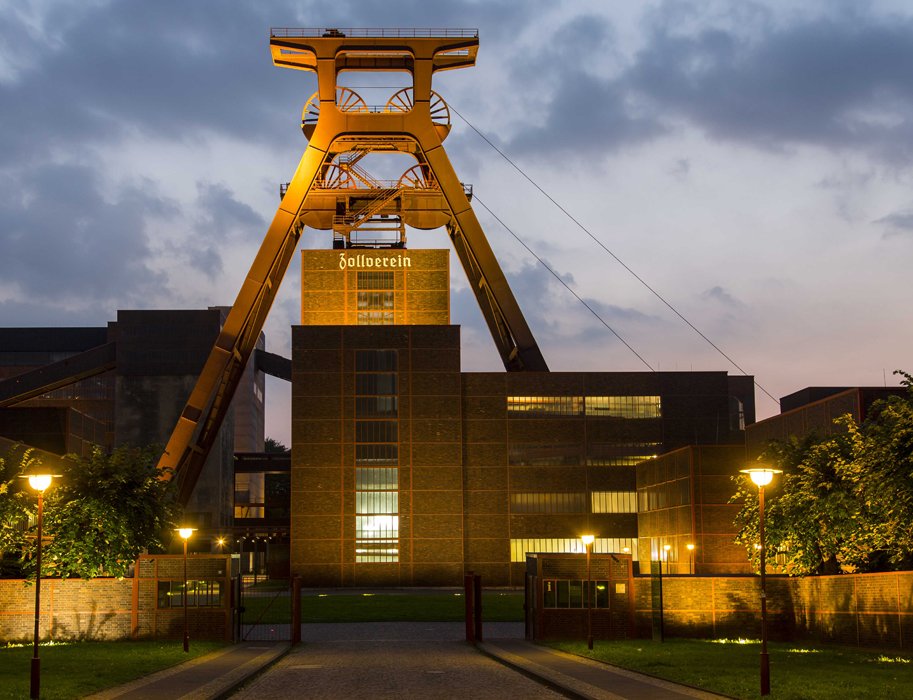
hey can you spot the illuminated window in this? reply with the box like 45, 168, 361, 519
357, 291, 394, 310
356, 491, 398, 514
585, 396, 661, 419
510, 538, 638, 563
355, 444, 398, 466
510, 492, 586, 514
354, 349, 399, 562
357, 271, 394, 290
586, 442, 661, 467
506, 395, 662, 418
355, 468, 398, 490
355, 515, 399, 563
507, 396, 583, 416
591, 491, 637, 513
357, 311, 394, 325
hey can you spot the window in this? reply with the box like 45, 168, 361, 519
355, 467, 398, 490
357, 311, 394, 325
637, 480, 691, 511
509, 443, 582, 466
354, 349, 399, 561
510, 538, 637, 563
356, 396, 398, 417
586, 442, 661, 467
585, 396, 661, 419
357, 291, 394, 310
510, 492, 586, 514
355, 420, 398, 443
357, 271, 394, 290
355, 350, 397, 372
591, 491, 637, 513
355, 443, 398, 466
157, 580, 224, 608
543, 580, 611, 608
356, 373, 397, 395
507, 396, 583, 416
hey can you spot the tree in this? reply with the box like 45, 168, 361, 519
734, 424, 865, 575
37, 445, 179, 579
733, 370, 913, 575
264, 437, 290, 454
0, 445, 43, 574
847, 371, 913, 568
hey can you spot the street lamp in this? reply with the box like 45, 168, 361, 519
686, 543, 695, 575
581, 534, 595, 650
663, 544, 671, 575
23, 472, 57, 700
741, 467, 782, 696
176, 527, 196, 652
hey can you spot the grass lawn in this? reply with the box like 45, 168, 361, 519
0, 640, 225, 700
548, 638, 913, 699
242, 590, 524, 624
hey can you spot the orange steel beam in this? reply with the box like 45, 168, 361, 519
159, 28, 546, 504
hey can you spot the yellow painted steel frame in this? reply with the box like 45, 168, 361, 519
159, 29, 547, 504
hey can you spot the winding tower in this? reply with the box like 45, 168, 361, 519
159, 28, 548, 504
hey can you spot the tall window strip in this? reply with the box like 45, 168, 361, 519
510, 538, 638, 563
354, 349, 399, 563
356, 271, 395, 326
591, 491, 638, 514
506, 395, 662, 418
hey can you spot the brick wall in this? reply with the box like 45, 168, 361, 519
0, 578, 133, 642
0, 554, 233, 643
633, 571, 913, 649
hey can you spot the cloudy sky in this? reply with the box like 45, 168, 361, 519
2, 0, 912, 445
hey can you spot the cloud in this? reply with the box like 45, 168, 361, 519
873, 208, 913, 236
701, 285, 742, 307
0, 163, 168, 308
627, 7, 913, 160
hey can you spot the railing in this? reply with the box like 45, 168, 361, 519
270, 27, 478, 39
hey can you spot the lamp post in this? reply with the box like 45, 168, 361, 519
741, 467, 782, 697
24, 473, 55, 700
176, 527, 196, 652
686, 543, 695, 575
581, 534, 595, 650
663, 544, 671, 575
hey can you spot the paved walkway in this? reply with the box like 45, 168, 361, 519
84, 642, 289, 700
88, 623, 730, 699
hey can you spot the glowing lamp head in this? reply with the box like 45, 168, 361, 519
686, 543, 695, 551
27, 474, 54, 492
663, 544, 671, 552
177, 527, 195, 541
580, 534, 595, 547
740, 467, 782, 487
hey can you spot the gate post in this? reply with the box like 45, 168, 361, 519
291, 576, 302, 644
464, 572, 476, 644
473, 573, 483, 642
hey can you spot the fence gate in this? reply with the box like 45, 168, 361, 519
237, 575, 292, 641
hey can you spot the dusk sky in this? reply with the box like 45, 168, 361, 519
2, 1, 912, 446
